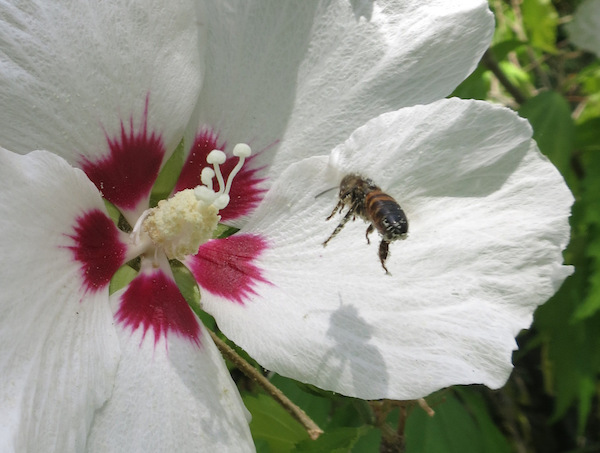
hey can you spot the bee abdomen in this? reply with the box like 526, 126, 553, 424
365, 191, 408, 239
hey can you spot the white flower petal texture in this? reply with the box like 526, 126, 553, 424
87, 267, 253, 453
0, 149, 121, 452
193, 0, 494, 180
201, 99, 573, 400
0, 0, 572, 450
0, 0, 203, 163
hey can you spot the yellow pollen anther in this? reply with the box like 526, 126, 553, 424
135, 143, 252, 260
143, 189, 219, 260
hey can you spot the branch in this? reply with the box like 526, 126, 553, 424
482, 50, 528, 105
208, 329, 324, 440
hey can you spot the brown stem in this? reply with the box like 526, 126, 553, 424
370, 400, 405, 453
482, 50, 528, 105
370, 398, 436, 452
208, 329, 323, 440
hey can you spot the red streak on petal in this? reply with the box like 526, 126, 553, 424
67, 209, 127, 293
80, 96, 165, 211
174, 129, 224, 193
187, 234, 270, 305
175, 129, 267, 221
115, 269, 201, 347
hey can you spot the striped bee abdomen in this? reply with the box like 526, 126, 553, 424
365, 191, 408, 239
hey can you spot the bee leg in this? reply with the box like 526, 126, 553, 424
323, 208, 355, 247
365, 224, 374, 245
325, 201, 344, 221
378, 239, 391, 275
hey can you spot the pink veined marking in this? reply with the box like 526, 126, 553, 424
187, 234, 270, 305
80, 95, 165, 212
67, 209, 127, 293
175, 129, 267, 221
115, 269, 201, 347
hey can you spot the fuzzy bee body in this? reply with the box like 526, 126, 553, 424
323, 174, 408, 274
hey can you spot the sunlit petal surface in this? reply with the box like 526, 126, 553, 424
201, 99, 573, 400
0, 0, 202, 166
192, 0, 494, 181
0, 149, 121, 451
86, 261, 253, 452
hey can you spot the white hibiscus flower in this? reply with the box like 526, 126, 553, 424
0, 0, 572, 452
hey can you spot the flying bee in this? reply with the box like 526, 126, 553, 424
322, 174, 408, 275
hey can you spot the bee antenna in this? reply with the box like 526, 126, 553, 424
315, 186, 338, 199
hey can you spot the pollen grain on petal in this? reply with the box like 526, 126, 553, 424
67, 209, 128, 293
187, 233, 270, 305
115, 269, 202, 347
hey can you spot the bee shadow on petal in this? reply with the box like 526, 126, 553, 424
316, 298, 389, 396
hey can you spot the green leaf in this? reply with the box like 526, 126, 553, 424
498, 60, 533, 94
451, 66, 490, 101
521, 0, 558, 53
454, 389, 512, 453
103, 199, 121, 225
108, 264, 138, 295
573, 240, 600, 321
581, 151, 600, 226
576, 118, 600, 153
578, 63, 600, 121
518, 91, 575, 184
149, 138, 185, 207
490, 40, 526, 60
405, 391, 510, 453
571, 151, 600, 320
294, 426, 371, 453
351, 427, 381, 453
269, 375, 333, 429
169, 259, 202, 313
244, 394, 309, 452
213, 223, 241, 239
535, 272, 600, 429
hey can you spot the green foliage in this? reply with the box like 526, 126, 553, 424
295, 427, 372, 452
451, 66, 491, 100
149, 138, 186, 207
521, 0, 559, 53
518, 91, 576, 183
170, 259, 205, 321
405, 391, 511, 453
244, 393, 310, 452
108, 263, 137, 295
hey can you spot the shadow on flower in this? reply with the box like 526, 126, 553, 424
317, 299, 389, 395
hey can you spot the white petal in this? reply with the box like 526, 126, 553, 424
566, 0, 600, 57
193, 0, 493, 178
200, 99, 573, 400
87, 274, 254, 452
0, 0, 203, 162
0, 149, 120, 451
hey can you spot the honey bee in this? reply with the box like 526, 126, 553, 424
322, 174, 408, 274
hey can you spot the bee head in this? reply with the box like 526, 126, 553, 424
339, 174, 376, 199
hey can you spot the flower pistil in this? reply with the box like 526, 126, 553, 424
132, 143, 252, 260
